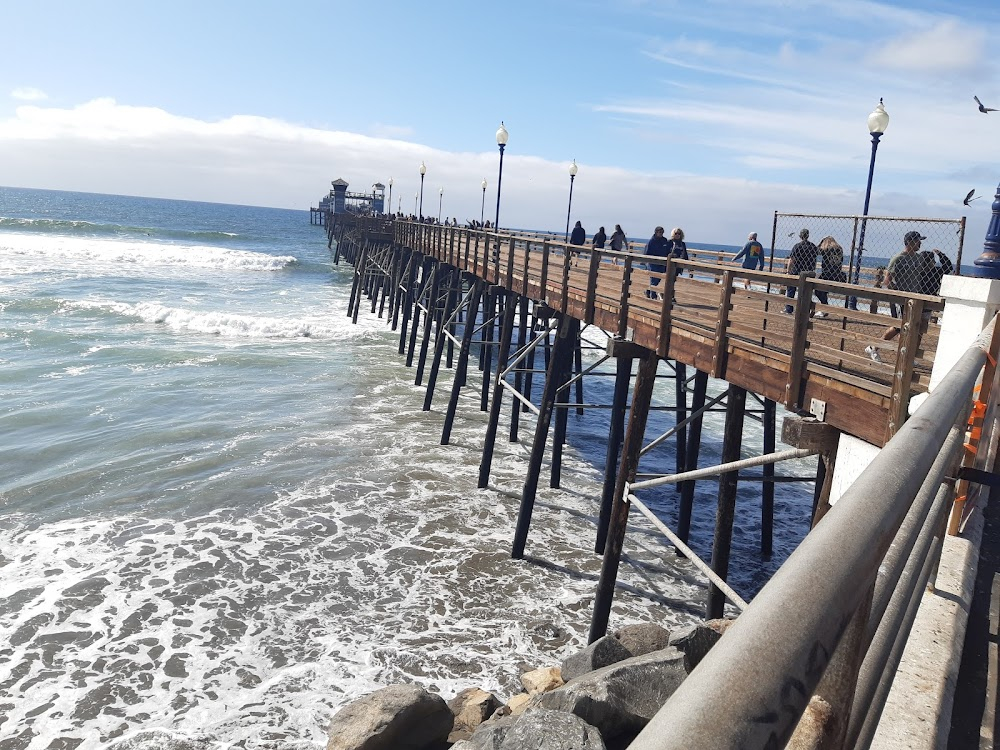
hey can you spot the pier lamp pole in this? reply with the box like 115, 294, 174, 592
438, 187, 444, 223
481, 178, 487, 225
495, 123, 508, 230
418, 161, 427, 220
387, 177, 393, 217
564, 159, 578, 242
848, 99, 889, 310
971, 182, 1000, 278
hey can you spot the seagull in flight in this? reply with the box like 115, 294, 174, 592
964, 189, 982, 206
974, 96, 998, 113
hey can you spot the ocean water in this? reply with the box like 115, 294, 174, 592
0, 187, 817, 749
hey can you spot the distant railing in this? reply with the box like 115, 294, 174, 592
627, 313, 999, 749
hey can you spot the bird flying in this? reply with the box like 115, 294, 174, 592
974, 96, 998, 113
964, 189, 981, 206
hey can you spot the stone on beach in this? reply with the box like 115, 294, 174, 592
667, 620, 726, 672
463, 708, 607, 750
448, 687, 503, 739
520, 665, 564, 694
535, 647, 689, 740
612, 623, 672, 657
326, 683, 453, 750
560, 635, 632, 681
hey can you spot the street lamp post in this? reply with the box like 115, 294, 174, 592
971, 183, 1000, 278
481, 178, 487, 225
564, 159, 578, 242
418, 161, 427, 220
438, 187, 444, 223
387, 177, 393, 217
492, 122, 509, 269
849, 99, 889, 309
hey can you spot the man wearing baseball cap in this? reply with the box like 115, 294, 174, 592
866, 230, 926, 363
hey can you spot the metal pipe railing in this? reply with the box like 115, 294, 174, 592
627, 315, 995, 750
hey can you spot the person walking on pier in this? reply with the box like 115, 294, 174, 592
733, 231, 765, 290
609, 224, 627, 265
866, 230, 926, 363
645, 226, 670, 299
569, 220, 586, 265
784, 228, 818, 314
667, 228, 688, 284
813, 236, 846, 315
592, 226, 607, 250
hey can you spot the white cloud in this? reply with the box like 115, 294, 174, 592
0, 97, 988, 250
11, 87, 47, 101
867, 19, 986, 73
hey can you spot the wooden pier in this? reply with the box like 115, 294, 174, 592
326, 213, 946, 637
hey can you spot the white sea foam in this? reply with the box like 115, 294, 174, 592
0, 231, 295, 273
66, 300, 386, 341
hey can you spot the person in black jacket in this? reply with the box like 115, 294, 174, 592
784, 228, 818, 314
592, 226, 607, 250
645, 226, 671, 299
919, 248, 953, 295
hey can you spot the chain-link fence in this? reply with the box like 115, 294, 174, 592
770, 213, 966, 303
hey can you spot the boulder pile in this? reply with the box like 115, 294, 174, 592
326, 619, 734, 750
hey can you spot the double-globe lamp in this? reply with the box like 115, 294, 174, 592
849, 100, 889, 309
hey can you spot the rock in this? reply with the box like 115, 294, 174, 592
465, 708, 606, 750
612, 623, 671, 657
560, 635, 632, 681
449, 742, 476, 750
507, 693, 533, 716
706, 617, 736, 635
520, 666, 563, 695
326, 683, 454, 750
535, 647, 688, 740
667, 622, 723, 672
449, 688, 502, 736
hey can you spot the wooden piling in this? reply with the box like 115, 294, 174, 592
478, 290, 519, 488
678, 369, 709, 543
509, 296, 529, 443
441, 278, 485, 445
762, 397, 777, 557
588, 352, 659, 642
512, 314, 577, 559
596, 344, 635, 554
707, 384, 747, 619
415, 265, 442, 386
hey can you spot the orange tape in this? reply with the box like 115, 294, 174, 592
970, 426, 983, 441
988, 352, 997, 366
964, 443, 977, 456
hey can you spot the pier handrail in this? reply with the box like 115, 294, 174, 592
626, 313, 998, 749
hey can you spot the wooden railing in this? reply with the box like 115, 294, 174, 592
343, 217, 943, 446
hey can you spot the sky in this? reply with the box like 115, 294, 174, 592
2, 0, 999, 248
